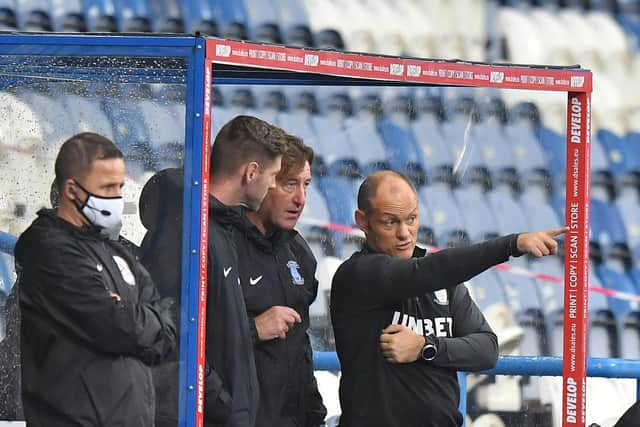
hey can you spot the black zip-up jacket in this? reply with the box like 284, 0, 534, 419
15, 209, 176, 427
205, 197, 259, 427
331, 235, 521, 427
222, 212, 327, 427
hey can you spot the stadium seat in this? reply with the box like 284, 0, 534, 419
15, 0, 53, 31
520, 193, 562, 232
101, 90, 155, 178
113, 0, 152, 32
137, 93, 185, 167
411, 96, 455, 184
377, 104, 427, 185
243, 0, 283, 43
487, 188, 531, 236
82, 0, 119, 32
343, 97, 391, 175
441, 97, 490, 187
0, 0, 17, 29
178, 0, 219, 35
453, 187, 499, 242
504, 103, 549, 180
310, 115, 358, 176
420, 184, 467, 245
146, 0, 183, 32
474, 97, 519, 191
49, 0, 86, 31
316, 176, 358, 258
598, 129, 628, 179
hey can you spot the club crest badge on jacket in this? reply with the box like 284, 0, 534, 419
286, 260, 304, 285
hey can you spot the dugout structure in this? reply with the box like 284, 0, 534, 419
0, 33, 635, 427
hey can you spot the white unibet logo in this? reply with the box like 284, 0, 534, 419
304, 54, 319, 66
216, 44, 231, 57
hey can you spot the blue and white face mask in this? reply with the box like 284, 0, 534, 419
73, 181, 124, 240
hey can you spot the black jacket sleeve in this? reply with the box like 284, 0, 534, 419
430, 284, 498, 371
347, 234, 520, 306
134, 262, 178, 364
19, 240, 176, 363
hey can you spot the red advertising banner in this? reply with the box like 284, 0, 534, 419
205, 38, 592, 93
562, 92, 591, 427
195, 58, 213, 427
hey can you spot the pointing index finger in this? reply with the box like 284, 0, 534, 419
546, 226, 569, 237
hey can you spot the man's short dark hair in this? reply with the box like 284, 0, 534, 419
277, 134, 314, 181
357, 170, 417, 213
210, 115, 288, 177
54, 132, 123, 192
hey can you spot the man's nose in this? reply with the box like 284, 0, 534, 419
292, 185, 306, 207
397, 222, 410, 239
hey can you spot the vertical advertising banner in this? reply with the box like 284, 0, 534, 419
195, 58, 213, 427
562, 92, 591, 427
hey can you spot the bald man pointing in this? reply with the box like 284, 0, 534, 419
330, 171, 565, 427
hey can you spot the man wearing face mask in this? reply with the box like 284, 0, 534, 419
14, 132, 177, 427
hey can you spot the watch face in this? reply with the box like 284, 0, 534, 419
422, 344, 437, 361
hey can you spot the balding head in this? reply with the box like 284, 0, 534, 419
357, 170, 417, 213
355, 171, 419, 259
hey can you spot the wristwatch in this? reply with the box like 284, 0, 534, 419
421, 335, 438, 361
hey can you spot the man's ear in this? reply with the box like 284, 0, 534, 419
244, 162, 260, 183
355, 209, 368, 232
64, 179, 77, 201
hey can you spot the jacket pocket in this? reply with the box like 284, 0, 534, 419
203, 368, 233, 424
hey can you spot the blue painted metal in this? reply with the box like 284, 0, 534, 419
180, 37, 207, 427
0, 232, 16, 256
315, 351, 640, 420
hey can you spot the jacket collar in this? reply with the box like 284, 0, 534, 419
361, 243, 427, 258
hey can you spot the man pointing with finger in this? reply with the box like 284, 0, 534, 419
330, 170, 566, 427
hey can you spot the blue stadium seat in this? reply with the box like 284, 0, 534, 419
83, 0, 119, 32
624, 132, 640, 173
420, 184, 467, 245
453, 187, 499, 242
504, 102, 548, 178
631, 267, 640, 293
273, 0, 313, 46
0, 0, 17, 29
497, 269, 549, 356
343, 102, 390, 175
50, 0, 86, 31
243, 0, 282, 42
615, 194, 640, 256
520, 193, 562, 231
137, 96, 184, 171
377, 114, 426, 185
486, 188, 530, 235
0, 252, 14, 296
113, 0, 152, 32
147, 0, 183, 32
598, 129, 628, 179
411, 104, 454, 184
15, 0, 52, 31
310, 115, 359, 176
212, 106, 233, 141
179, 0, 220, 35
441, 98, 490, 186
316, 176, 358, 258
596, 264, 640, 341
299, 182, 335, 258
467, 269, 509, 312
102, 92, 155, 177
474, 98, 519, 191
